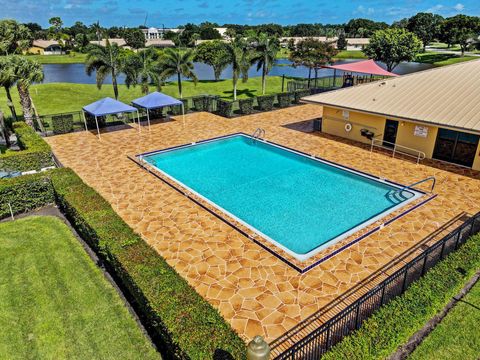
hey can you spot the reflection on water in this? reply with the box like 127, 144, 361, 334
41, 59, 434, 84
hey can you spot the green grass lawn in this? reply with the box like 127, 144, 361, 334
23, 52, 88, 64
409, 280, 480, 360
415, 52, 477, 66
334, 50, 368, 59
0, 216, 159, 360
0, 76, 294, 115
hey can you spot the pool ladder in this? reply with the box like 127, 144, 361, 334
396, 176, 437, 194
251, 128, 266, 142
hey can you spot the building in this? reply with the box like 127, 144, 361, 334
89, 38, 174, 49
280, 37, 369, 50
89, 38, 128, 47
302, 60, 480, 170
141, 27, 182, 40
27, 40, 63, 55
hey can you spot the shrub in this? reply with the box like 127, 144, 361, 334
171, 99, 189, 115
277, 93, 292, 108
0, 122, 54, 171
216, 99, 234, 118
293, 89, 312, 104
323, 233, 480, 360
239, 98, 254, 115
52, 114, 74, 134
0, 172, 55, 218
193, 96, 209, 112
49, 168, 246, 359
257, 95, 275, 111
85, 113, 106, 129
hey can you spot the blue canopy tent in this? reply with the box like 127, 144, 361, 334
131, 91, 184, 130
82, 97, 140, 139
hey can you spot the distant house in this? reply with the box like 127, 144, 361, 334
280, 37, 369, 50
89, 38, 128, 48
89, 38, 175, 49
141, 27, 182, 40
28, 40, 63, 55
145, 39, 175, 48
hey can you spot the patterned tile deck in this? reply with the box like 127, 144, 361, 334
45, 105, 480, 349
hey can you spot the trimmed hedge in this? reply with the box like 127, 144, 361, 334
322, 234, 480, 360
239, 98, 254, 115
193, 95, 215, 112
0, 122, 54, 172
52, 114, 74, 134
216, 99, 234, 118
49, 168, 246, 359
171, 99, 189, 116
257, 95, 275, 111
0, 172, 55, 218
293, 89, 312, 104
277, 93, 292, 108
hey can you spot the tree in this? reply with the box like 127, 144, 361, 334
363, 28, 422, 71
225, 37, 251, 100
0, 108, 9, 147
199, 24, 222, 40
345, 18, 388, 38
85, 41, 124, 99
290, 38, 338, 87
336, 32, 347, 50
0, 56, 19, 120
123, 48, 162, 94
159, 48, 198, 98
250, 33, 279, 95
124, 28, 146, 51
48, 17, 63, 40
407, 13, 444, 51
6, 56, 44, 128
441, 15, 480, 56
0, 20, 32, 55
194, 40, 230, 81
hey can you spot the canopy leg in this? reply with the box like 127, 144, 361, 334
181, 103, 185, 128
95, 116, 101, 140
82, 111, 88, 132
136, 110, 141, 133
147, 109, 151, 131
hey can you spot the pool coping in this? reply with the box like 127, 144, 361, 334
130, 133, 436, 273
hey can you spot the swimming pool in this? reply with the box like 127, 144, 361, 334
140, 134, 422, 261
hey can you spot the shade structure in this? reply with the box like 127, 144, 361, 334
131, 91, 184, 130
82, 97, 140, 139
322, 60, 399, 77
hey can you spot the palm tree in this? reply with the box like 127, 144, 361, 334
226, 37, 251, 100
0, 56, 18, 120
7, 56, 44, 128
123, 48, 163, 95
85, 40, 123, 99
159, 48, 197, 98
250, 33, 279, 95
0, 108, 10, 147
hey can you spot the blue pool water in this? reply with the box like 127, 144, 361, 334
142, 135, 420, 260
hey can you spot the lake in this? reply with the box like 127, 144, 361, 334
41, 59, 434, 84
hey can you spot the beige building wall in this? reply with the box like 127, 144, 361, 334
322, 106, 480, 171
322, 106, 386, 144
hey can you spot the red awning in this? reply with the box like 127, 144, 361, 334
322, 59, 399, 77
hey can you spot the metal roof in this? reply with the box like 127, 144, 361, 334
302, 59, 480, 133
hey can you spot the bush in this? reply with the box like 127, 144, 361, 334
216, 99, 234, 118
0, 172, 55, 218
238, 98, 254, 115
277, 93, 292, 108
52, 114, 74, 134
193, 96, 214, 112
49, 168, 246, 359
85, 113, 106, 129
171, 99, 189, 116
257, 95, 275, 111
323, 233, 480, 360
0, 122, 54, 171
294, 89, 312, 104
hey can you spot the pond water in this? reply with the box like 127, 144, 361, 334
41, 59, 434, 85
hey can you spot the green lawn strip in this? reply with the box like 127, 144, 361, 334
321, 233, 480, 360
0, 216, 159, 360
409, 279, 480, 360
0, 76, 293, 116
415, 52, 477, 66
23, 53, 88, 64
334, 50, 368, 59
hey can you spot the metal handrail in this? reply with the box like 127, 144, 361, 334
397, 176, 436, 193
251, 128, 265, 141
370, 137, 426, 164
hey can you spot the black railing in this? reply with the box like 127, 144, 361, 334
270, 212, 480, 359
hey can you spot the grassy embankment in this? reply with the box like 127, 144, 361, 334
0, 216, 159, 359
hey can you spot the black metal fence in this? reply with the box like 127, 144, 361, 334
270, 212, 480, 359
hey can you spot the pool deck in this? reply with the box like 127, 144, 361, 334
45, 105, 480, 352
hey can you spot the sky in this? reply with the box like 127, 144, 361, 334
0, 0, 478, 27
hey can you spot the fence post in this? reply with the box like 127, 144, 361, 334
421, 252, 428, 275
401, 267, 409, 293
354, 302, 361, 329
247, 336, 270, 360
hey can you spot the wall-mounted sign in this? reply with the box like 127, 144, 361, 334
342, 110, 350, 120
414, 125, 428, 138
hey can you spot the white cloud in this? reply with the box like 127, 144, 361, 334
453, 3, 465, 11
354, 5, 375, 15
426, 4, 445, 13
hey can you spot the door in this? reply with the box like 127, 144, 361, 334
433, 129, 479, 167
383, 120, 399, 148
